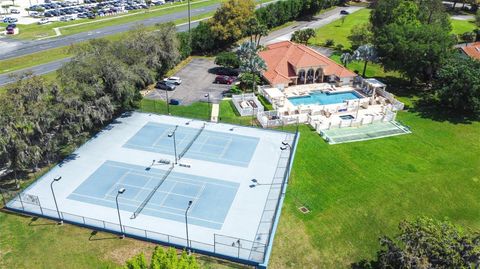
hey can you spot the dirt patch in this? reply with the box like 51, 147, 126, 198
103, 238, 155, 265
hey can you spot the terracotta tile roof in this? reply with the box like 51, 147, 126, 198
258, 41, 357, 85
460, 42, 480, 60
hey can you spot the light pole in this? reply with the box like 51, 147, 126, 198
168, 125, 179, 164
232, 239, 241, 258
116, 188, 126, 239
251, 107, 256, 127
204, 93, 210, 118
249, 178, 283, 188
165, 89, 170, 115
50, 176, 63, 225
187, 0, 191, 34
185, 200, 193, 253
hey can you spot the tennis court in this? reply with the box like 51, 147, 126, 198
5, 112, 298, 268
68, 160, 238, 229
321, 121, 411, 144
124, 122, 259, 167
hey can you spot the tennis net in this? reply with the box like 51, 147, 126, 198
131, 163, 174, 219
179, 123, 205, 159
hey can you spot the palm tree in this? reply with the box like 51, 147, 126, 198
237, 41, 267, 93
354, 44, 378, 77
340, 52, 353, 68
246, 18, 268, 47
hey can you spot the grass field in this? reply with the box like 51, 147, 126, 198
309, 8, 371, 49
2, 91, 480, 268
310, 9, 479, 49
450, 18, 478, 35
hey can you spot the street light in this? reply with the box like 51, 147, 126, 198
249, 178, 283, 188
232, 239, 241, 258
50, 176, 63, 225
251, 107, 256, 127
168, 125, 179, 164
165, 89, 170, 115
185, 200, 193, 253
187, 0, 191, 34
116, 188, 126, 239
204, 93, 211, 117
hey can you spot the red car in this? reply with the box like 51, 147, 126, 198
214, 75, 236, 85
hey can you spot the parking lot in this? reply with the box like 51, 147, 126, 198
146, 58, 232, 105
0, 0, 179, 25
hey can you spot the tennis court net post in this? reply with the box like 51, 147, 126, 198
178, 123, 206, 160
131, 163, 175, 219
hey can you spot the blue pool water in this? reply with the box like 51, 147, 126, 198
288, 91, 361, 106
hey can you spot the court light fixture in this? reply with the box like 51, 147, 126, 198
168, 125, 179, 164
116, 187, 126, 239
185, 200, 193, 254
50, 176, 63, 225
249, 178, 282, 188
280, 141, 292, 150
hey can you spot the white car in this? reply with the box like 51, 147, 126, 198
163, 76, 182, 85
10, 9, 20, 14
38, 18, 50, 25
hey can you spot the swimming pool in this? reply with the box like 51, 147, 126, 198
288, 91, 361, 106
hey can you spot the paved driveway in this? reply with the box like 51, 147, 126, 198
145, 58, 231, 105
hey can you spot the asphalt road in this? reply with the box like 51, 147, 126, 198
0, 23, 195, 87
0, 4, 220, 60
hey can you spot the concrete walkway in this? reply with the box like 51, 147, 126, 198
211, 103, 219, 123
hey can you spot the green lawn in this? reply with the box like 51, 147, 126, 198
309, 8, 371, 49
329, 52, 400, 78
450, 18, 478, 35
309, 9, 478, 49
1, 92, 479, 268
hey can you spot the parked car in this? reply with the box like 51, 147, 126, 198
340, 10, 349, 15
10, 9, 20, 14
155, 81, 176, 91
3, 17, 18, 23
163, 76, 182, 85
169, 99, 180, 105
214, 75, 236, 85
38, 18, 50, 24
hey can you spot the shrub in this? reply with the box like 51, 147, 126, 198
335, 44, 344, 52
325, 39, 335, 47
215, 52, 240, 68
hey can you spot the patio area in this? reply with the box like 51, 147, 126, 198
257, 78, 407, 141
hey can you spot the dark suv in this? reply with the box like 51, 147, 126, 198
214, 75, 236, 85
155, 81, 176, 91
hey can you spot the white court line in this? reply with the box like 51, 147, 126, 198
151, 128, 170, 147
189, 183, 207, 212
102, 172, 132, 199
219, 137, 233, 159
70, 192, 223, 225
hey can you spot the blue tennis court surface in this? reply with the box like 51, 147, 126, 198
68, 160, 239, 229
123, 122, 259, 167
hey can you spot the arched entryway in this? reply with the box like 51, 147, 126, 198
297, 69, 306, 84
307, 69, 314, 83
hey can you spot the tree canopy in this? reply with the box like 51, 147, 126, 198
290, 28, 316, 45
354, 217, 480, 268
434, 54, 480, 114
370, 0, 455, 82
208, 0, 256, 44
